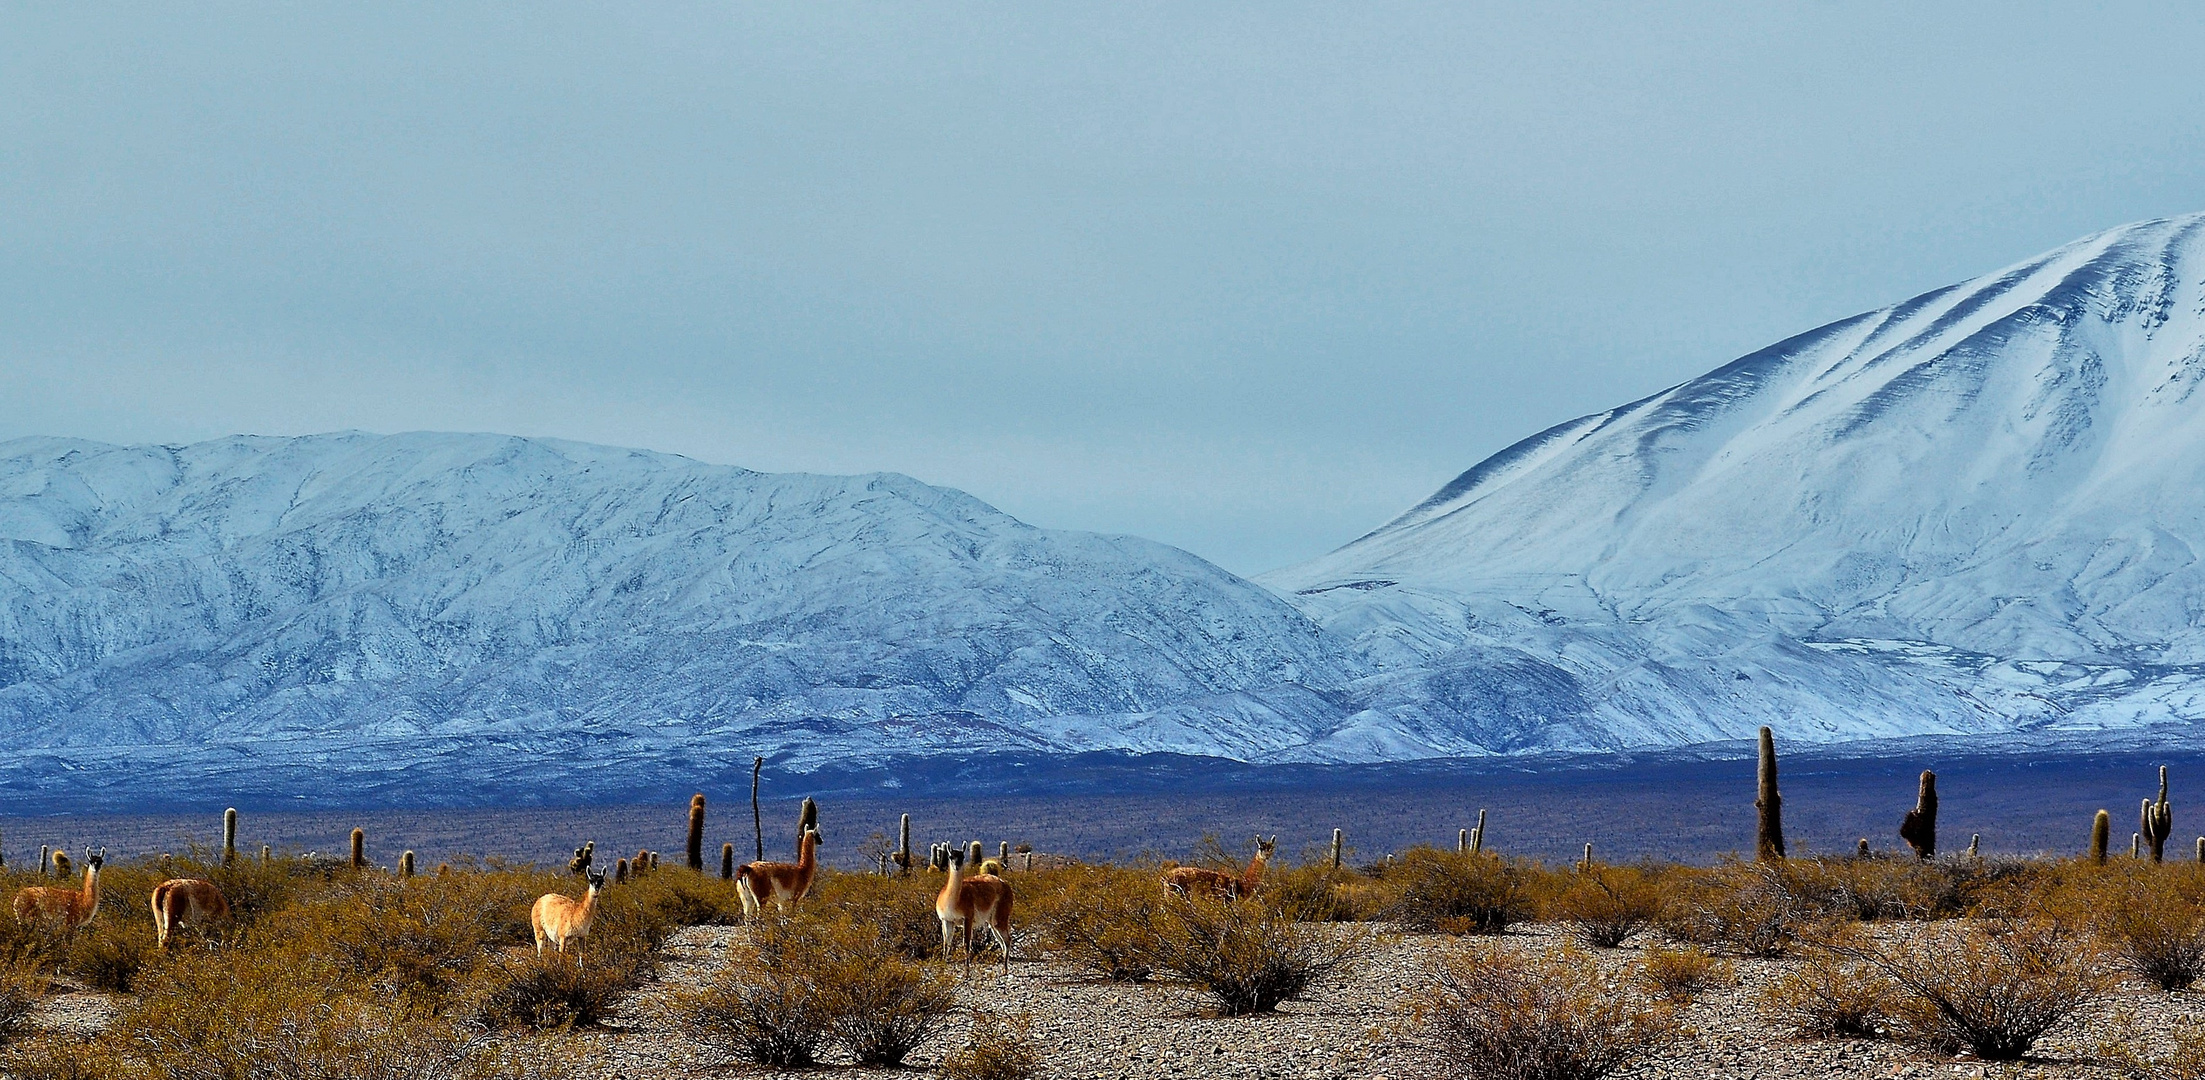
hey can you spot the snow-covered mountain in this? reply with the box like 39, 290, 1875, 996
1267, 213, 2205, 752
0, 432, 1383, 803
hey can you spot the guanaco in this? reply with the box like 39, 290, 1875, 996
935, 846, 1012, 975
150, 878, 232, 950
531, 868, 607, 967
1163, 835, 1276, 901
736, 826, 819, 917
14, 846, 104, 934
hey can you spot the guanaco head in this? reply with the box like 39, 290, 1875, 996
586, 869, 607, 892
1256, 836, 1277, 859
85, 846, 105, 872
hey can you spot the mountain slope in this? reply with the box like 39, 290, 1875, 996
0, 432, 1382, 802
1268, 213, 2205, 749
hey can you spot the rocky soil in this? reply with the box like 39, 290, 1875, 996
34, 923, 2196, 1079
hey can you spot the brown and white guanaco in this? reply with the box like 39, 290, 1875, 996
1163, 835, 1275, 901
14, 846, 104, 935
736, 826, 819, 917
935, 846, 1012, 975
150, 878, 232, 950
531, 868, 606, 967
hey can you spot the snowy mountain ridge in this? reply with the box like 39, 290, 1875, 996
1266, 212, 2205, 751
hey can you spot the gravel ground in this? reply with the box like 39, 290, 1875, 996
34, 922, 2198, 1079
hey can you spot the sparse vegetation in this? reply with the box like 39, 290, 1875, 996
939, 1009, 1042, 1080
1155, 893, 1365, 1015
1638, 943, 1730, 1003
1410, 942, 1678, 1080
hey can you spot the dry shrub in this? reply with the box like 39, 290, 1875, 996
1759, 926, 1897, 1037
1410, 942, 1678, 1080
0, 965, 40, 1046
1658, 861, 1801, 957
1028, 866, 1165, 981
2099, 1007, 2205, 1080
1156, 894, 1363, 1015
810, 871, 953, 960
90, 946, 524, 1080
1637, 944, 1730, 1003
1824, 919, 2110, 1059
1260, 863, 1381, 922
2087, 867, 2205, 991
1386, 849, 1533, 935
684, 911, 957, 1067
1549, 865, 1662, 948
62, 920, 154, 993
466, 949, 641, 1030
938, 1010, 1041, 1080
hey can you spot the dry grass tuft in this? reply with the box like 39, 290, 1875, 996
1156, 894, 1364, 1016
1637, 944, 1730, 1003
937, 1009, 1042, 1080
1548, 864, 1663, 948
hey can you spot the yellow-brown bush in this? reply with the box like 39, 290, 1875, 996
1024, 865, 1165, 980
1410, 941, 1678, 1080
1154, 893, 1365, 1016
1548, 864, 1663, 948
809, 871, 950, 960
938, 1009, 1041, 1080
1758, 925, 1897, 1037
1258, 862, 1383, 922
683, 909, 957, 1067
2080, 865, 2205, 991
1822, 918, 2111, 1059
1385, 848, 1534, 935
0, 964, 39, 1046
1656, 861, 1801, 957
1637, 944, 1730, 1003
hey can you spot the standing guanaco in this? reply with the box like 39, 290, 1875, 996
935, 846, 1012, 975
735, 826, 819, 917
14, 847, 103, 935
1163, 835, 1276, 900
150, 878, 232, 950
531, 868, 606, 967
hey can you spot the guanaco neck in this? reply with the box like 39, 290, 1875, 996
576, 882, 600, 925
938, 859, 965, 909
797, 830, 816, 871
80, 865, 100, 919
1241, 851, 1270, 891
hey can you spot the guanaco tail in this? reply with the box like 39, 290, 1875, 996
150, 878, 232, 950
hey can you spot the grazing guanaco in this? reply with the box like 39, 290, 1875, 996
14, 847, 104, 935
935, 846, 1012, 975
531, 868, 606, 967
736, 826, 819, 917
1163, 835, 1276, 901
150, 878, 232, 950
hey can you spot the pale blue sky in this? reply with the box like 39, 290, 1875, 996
4, 4, 2203, 573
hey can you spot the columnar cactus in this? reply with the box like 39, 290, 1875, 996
2091, 810, 2111, 865
687, 793, 707, 872
260, 844, 272, 865
615, 857, 630, 884
1856, 838, 1870, 858
1330, 828, 1344, 869
1581, 842, 1594, 869
399, 850, 415, 878
2143, 766, 2173, 863
1472, 809, 1487, 854
1755, 726, 1785, 862
38, 846, 49, 878
1899, 770, 1937, 860
350, 827, 366, 869
751, 756, 765, 861
1458, 828, 1469, 853
224, 807, 239, 866
896, 814, 912, 875
721, 842, 736, 880
1968, 834, 1980, 859
569, 841, 595, 876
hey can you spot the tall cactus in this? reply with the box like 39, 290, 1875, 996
39, 845, 49, 878
1330, 828, 1344, 869
751, 756, 765, 861
1755, 726, 1786, 862
568, 841, 594, 877
350, 827, 366, 869
399, 850, 416, 879
223, 807, 239, 866
2091, 809, 2111, 865
896, 814, 912, 875
1899, 770, 1937, 860
687, 793, 707, 871
2143, 766, 2173, 863
1458, 828, 1469, 853
1471, 809, 1487, 854
721, 842, 735, 880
